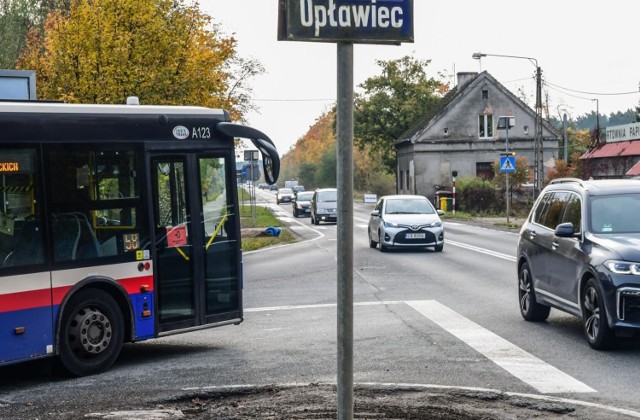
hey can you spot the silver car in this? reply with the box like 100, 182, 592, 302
368, 195, 444, 252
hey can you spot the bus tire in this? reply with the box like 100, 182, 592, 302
58, 289, 124, 376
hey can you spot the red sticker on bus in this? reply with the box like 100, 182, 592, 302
166, 225, 187, 247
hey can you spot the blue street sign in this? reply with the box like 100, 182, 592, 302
500, 156, 516, 173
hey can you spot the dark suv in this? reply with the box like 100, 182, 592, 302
517, 178, 640, 349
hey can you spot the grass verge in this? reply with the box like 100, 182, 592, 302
240, 205, 296, 252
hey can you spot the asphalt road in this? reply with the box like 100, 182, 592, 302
2, 188, 640, 419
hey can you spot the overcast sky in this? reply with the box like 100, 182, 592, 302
201, 0, 640, 156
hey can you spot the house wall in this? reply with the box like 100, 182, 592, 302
398, 139, 557, 199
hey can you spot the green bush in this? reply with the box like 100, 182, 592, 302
455, 176, 500, 214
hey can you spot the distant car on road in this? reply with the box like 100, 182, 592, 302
310, 188, 337, 225
276, 188, 295, 204
368, 195, 444, 252
292, 185, 305, 195
293, 191, 314, 217
517, 178, 640, 349
269, 184, 278, 191
258, 183, 269, 189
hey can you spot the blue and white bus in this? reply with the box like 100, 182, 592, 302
0, 100, 279, 376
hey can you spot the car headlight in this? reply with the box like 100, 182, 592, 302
604, 260, 640, 275
427, 221, 442, 228
384, 220, 398, 228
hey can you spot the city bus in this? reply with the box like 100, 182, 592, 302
0, 100, 279, 376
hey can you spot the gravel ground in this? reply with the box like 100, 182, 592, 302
77, 384, 640, 420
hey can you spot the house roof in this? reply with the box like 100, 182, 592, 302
396, 70, 559, 145
579, 140, 640, 159
626, 160, 640, 176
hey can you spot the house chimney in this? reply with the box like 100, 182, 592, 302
457, 72, 478, 87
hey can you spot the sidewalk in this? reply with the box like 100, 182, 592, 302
453, 216, 524, 232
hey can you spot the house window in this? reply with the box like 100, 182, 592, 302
482, 89, 489, 99
476, 162, 494, 180
399, 170, 404, 190
406, 171, 411, 192
478, 115, 493, 138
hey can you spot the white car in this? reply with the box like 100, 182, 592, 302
276, 188, 295, 204
368, 195, 444, 252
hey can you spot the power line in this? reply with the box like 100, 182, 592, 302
253, 98, 335, 102
545, 80, 638, 96
545, 84, 594, 101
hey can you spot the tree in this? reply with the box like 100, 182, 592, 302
491, 155, 530, 191
0, 0, 73, 68
546, 159, 574, 181
354, 56, 448, 173
280, 111, 336, 188
16, 0, 259, 120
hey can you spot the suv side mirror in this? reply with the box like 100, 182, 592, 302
370, 210, 380, 217
555, 222, 578, 237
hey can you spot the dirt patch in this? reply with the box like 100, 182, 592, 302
152, 384, 633, 419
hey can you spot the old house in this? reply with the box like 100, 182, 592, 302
580, 122, 640, 179
395, 71, 560, 201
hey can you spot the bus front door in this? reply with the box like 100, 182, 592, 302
151, 155, 241, 333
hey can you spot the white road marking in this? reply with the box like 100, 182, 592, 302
446, 239, 516, 262
406, 300, 596, 394
247, 300, 594, 394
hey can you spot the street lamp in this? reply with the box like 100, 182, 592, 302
472, 52, 543, 197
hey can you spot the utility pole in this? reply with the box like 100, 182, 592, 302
534, 66, 543, 197
471, 52, 543, 197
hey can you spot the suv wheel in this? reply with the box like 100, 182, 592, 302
582, 279, 615, 350
518, 262, 550, 322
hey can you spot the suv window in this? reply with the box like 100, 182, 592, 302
534, 191, 571, 230
590, 193, 640, 234
562, 193, 582, 234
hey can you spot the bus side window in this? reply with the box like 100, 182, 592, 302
46, 149, 148, 260
0, 149, 44, 268
4, 217, 45, 267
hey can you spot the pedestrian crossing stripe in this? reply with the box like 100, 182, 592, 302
500, 156, 515, 173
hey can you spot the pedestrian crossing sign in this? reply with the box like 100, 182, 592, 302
500, 156, 516, 173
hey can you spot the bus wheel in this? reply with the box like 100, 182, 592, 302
59, 289, 124, 376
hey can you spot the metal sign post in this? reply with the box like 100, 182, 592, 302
244, 150, 260, 220
278, 2, 413, 418
336, 42, 354, 419
498, 117, 515, 227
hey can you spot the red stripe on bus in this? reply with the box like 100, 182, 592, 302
1, 274, 154, 313
0, 289, 52, 313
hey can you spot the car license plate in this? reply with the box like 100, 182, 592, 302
304, 209, 310, 213
329, 213, 337, 218
406, 233, 425, 239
